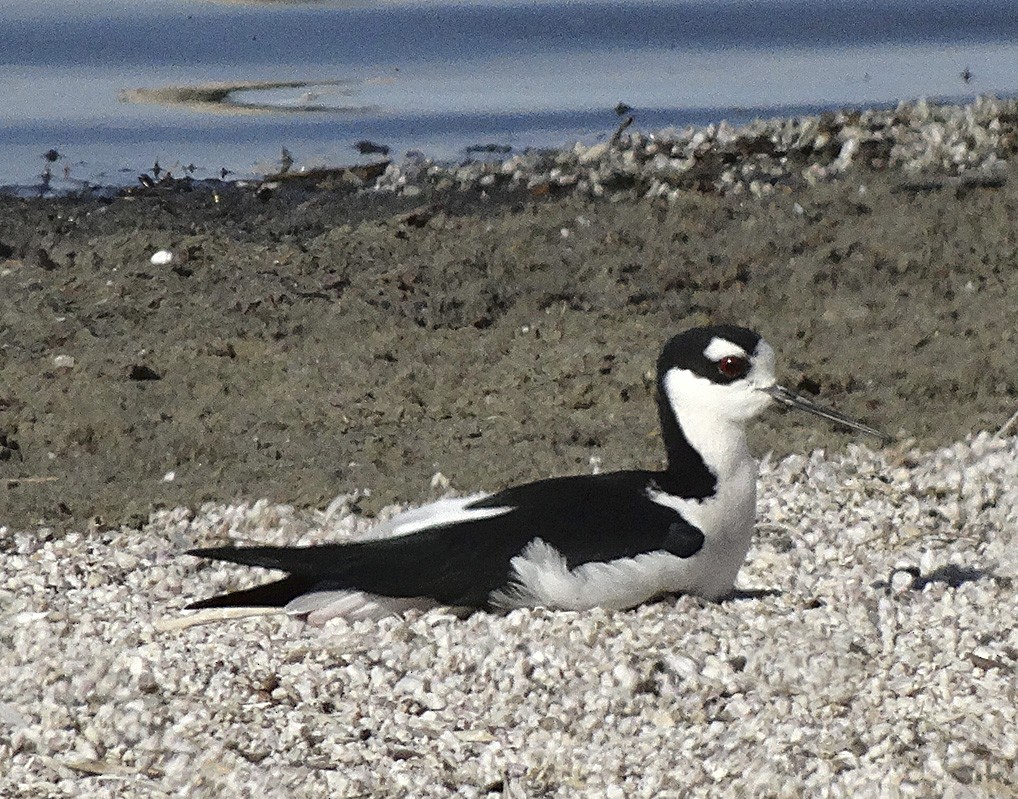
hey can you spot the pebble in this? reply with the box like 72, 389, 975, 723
2, 432, 1016, 796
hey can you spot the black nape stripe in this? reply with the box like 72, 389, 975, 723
655, 387, 717, 499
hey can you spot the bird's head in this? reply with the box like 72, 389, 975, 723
657, 325, 889, 441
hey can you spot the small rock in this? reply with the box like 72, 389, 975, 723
30, 248, 59, 271
578, 142, 610, 165
128, 364, 161, 381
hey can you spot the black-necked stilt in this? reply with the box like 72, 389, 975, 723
186, 325, 889, 624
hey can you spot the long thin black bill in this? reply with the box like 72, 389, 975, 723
765, 385, 892, 443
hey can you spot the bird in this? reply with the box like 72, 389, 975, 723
186, 325, 889, 624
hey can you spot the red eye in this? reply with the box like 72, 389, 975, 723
718, 356, 749, 379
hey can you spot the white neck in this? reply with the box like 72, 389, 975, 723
661, 368, 760, 484
674, 407, 753, 482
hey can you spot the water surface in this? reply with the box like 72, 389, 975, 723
3, 0, 1016, 191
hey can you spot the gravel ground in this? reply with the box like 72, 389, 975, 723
2, 434, 1016, 797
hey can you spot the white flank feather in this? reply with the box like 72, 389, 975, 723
284, 590, 442, 626
489, 539, 709, 611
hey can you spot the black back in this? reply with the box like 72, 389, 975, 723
189, 470, 704, 610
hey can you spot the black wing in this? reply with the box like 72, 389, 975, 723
187, 470, 704, 610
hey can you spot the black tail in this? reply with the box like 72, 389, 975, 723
187, 545, 348, 574
185, 546, 343, 610
186, 532, 501, 609
186, 574, 320, 610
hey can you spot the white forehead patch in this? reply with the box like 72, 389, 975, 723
703, 337, 748, 362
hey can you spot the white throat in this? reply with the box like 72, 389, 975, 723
662, 370, 756, 482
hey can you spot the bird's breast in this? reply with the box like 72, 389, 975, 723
647, 454, 758, 598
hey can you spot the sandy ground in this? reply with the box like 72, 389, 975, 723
2, 165, 1017, 534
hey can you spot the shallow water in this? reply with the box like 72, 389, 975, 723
3, 0, 1017, 191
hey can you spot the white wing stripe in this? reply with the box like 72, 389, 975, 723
369, 494, 513, 538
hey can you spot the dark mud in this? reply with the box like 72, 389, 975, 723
2, 167, 1016, 533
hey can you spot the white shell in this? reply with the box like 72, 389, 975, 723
150, 249, 174, 265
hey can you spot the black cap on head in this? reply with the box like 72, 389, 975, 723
657, 325, 762, 383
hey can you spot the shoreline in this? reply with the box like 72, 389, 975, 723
5, 94, 1014, 200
